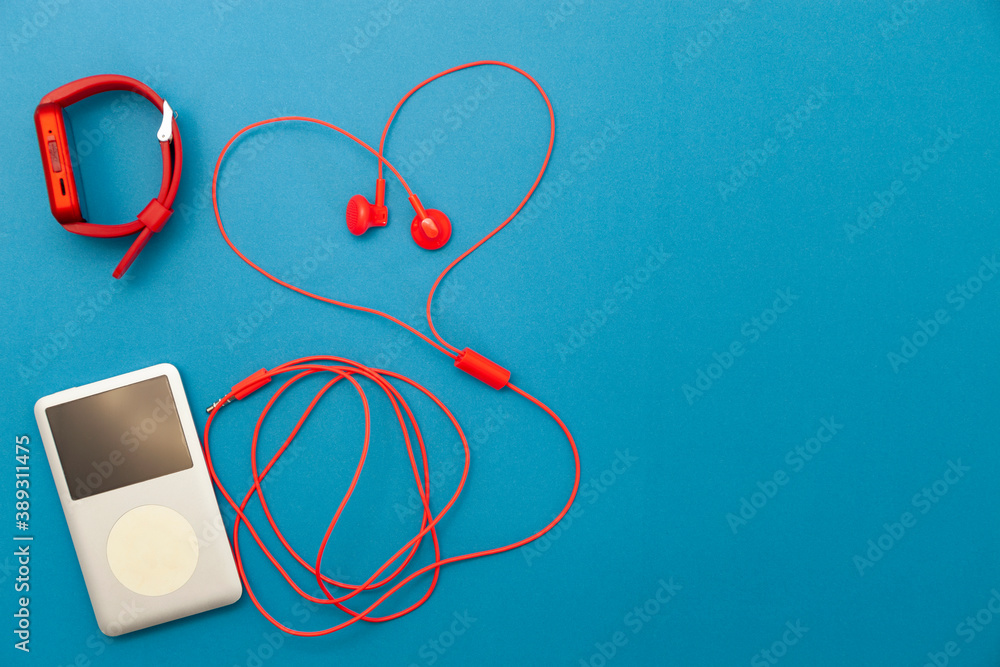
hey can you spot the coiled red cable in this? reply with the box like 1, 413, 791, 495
204, 61, 578, 636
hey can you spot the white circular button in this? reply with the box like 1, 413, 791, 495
106, 505, 199, 597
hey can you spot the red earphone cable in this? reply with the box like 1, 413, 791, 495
206, 63, 577, 636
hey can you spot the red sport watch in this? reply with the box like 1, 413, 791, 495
34, 74, 183, 279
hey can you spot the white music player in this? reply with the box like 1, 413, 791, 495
34, 363, 241, 636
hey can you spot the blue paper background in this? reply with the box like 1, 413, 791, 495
3, 1, 1000, 665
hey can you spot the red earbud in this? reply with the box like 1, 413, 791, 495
345, 178, 388, 235
407, 195, 451, 250
346, 181, 451, 250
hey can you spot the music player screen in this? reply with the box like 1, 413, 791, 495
45, 375, 193, 500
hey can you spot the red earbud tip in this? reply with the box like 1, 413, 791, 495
411, 209, 451, 250
346, 195, 388, 236
346, 195, 369, 235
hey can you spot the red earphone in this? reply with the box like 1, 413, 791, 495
346, 180, 452, 250
344, 100, 455, 250
34, 74, 182, 278
345, 179, 387, 235
207, 62, 573, 637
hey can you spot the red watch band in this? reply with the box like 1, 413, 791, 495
37, 74, 183, 278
